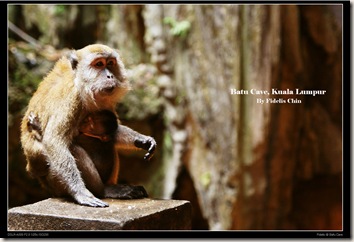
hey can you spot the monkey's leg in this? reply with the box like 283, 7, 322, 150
105, 151, 120, 185
103, 150, 149, 199
70, 146, 108, 199
25, 144, 49, 177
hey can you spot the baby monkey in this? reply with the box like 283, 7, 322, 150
77, 110, 148, 199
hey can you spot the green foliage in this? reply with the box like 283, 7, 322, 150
200, 172, 211, 188
8, 43, 47, 125
163, 17, 191, 39
163, 131, 173, 154
9, 69, 40, 105
54, 5, 67, 16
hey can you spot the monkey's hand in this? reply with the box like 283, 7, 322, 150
74, 189, 108, 207
134, 136, 156, 161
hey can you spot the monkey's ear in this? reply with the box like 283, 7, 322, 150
67, 51, 78, 70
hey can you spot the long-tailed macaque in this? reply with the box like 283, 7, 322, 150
21, 44, 156, 207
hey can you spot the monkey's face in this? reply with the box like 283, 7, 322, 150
71, 44, 131, 110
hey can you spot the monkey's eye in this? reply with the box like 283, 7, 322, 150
106, 58, 117, 67
95, 61, 104, 67
92, 58, 106, 69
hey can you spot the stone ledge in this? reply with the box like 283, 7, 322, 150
8, 198, 191, 230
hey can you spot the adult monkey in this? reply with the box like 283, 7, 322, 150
20, 44, 156, 207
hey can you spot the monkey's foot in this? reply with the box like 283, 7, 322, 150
104, 184, 148, 199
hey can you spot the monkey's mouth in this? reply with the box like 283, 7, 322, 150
99, 83, 117, 95
102, 86, 115, 94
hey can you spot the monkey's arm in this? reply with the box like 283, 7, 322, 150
115, 125, 156, 160
43, 131, 108, 207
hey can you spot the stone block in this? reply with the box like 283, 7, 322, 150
8, 198, 191, 230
